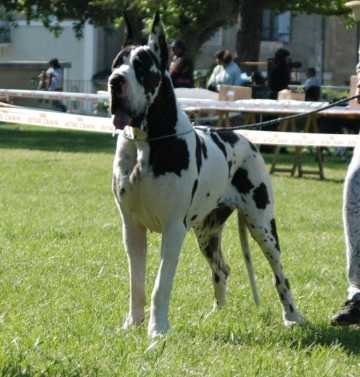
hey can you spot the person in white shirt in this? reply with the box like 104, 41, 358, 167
331, 59, 360, 325
207, 50, 248, 92
46, 58, 67, 112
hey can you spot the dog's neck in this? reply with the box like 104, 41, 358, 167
145, 75, 180, 140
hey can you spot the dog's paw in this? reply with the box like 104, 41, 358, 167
283, 311, 305, 327
145, 335, 167, 354
122, 314, 144, 330
201, 303, 223, 321
147, 319, 170, 339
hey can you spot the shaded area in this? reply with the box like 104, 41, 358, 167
214, 322, 360, 355
0, 124, 116, 154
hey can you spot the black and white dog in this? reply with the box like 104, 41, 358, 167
109, 13, 304, 341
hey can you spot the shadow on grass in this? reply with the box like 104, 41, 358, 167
0, 124, 116, 154
1, 355, 100, 377
214, 322, 360, 355
293, 323, 360, 355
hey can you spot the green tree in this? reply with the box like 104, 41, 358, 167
0, 0, 352, 61
237, 0, 350, 62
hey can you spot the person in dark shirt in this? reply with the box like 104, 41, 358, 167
304, 67, 321, 101
268, 48, 292, 99
169, 40, 194, 88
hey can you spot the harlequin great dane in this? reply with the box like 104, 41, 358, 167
109, 13, 304, 341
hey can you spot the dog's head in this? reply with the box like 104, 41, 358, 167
108, 12, 169, 131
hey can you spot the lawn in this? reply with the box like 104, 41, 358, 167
0, 123, 359, 377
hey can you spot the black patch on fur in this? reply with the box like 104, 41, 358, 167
231, 168, 254, 194
183, 217, 187, 228
248, 140, 257, 152
200, 137, 208, 159
203, 205, 233, 229
191, 215, 198, 221
214, 273, 220, 283
270, 218, 280, 252
206, 192, 210, 197
275, 275, 280, 285
210, 132, 227, 159
228, 161, 232, 176
252, 183, 270, 209
147, 76, 189, 177
218, 131, 239, 146
205, 235, 219, 258
191, 179, 198, 203
195, 133, 203, 174
111, 45, 134, 70
289, 304, 294, 312
120, 188, 126, 196
133, 49, 161, 95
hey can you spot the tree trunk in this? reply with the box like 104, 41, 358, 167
236, 0, 265, 62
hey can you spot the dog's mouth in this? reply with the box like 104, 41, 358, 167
112, 111, 130, 130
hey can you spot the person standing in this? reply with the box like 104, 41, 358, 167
331, 60, 360, 325
303, 67, 321, 101
169, 40, 194, 88
46, 58, 67, 112
267, 48, 292, 99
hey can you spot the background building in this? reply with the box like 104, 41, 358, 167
0, 11, 358, 92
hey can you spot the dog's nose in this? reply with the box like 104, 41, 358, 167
109, 74, 126, 97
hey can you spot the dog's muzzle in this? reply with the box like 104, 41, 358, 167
109, 75, 131, 130
112, 111, 130, 130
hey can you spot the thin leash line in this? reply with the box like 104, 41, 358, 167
119, 95, 360, 142
120, 127, 194, 142
195, 94, 360, 132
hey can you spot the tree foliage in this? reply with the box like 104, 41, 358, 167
0, 0, 353, 59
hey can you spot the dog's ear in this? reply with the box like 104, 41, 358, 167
148, 12, 168, 72
123, 12, 133, 47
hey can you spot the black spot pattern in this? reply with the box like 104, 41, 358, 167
195, 133, 203, 174
111, 45, 134, 70
133, 49, 161, 95
206, 235, 219, 257
248, 140, 257, 152
252, 183, 270, 209
231, 168, 254, 194
147, 76, 190, 177
270, 218, 280, 252
203, 205, 233, 229
210, 132, 227, 159
218, 131, 239, 146
228, 161, 232, 176
191, 179, 198, 203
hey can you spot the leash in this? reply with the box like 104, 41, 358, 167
195, 94, 360, 133
120, 95, 360, 142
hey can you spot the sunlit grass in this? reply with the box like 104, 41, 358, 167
0, 123, 359, 376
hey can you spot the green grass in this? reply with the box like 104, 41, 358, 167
0, 123, 359, 376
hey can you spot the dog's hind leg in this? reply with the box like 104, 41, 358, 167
193, 207, 233, 311
244, 212, 304, 326
237, 213, 260, 306
121, 217, 147, 330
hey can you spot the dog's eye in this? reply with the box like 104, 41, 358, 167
134, 61, 146, 83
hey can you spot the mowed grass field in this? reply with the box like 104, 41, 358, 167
1, 123, 360, 376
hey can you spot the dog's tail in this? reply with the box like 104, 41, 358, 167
237, 213, 260, 306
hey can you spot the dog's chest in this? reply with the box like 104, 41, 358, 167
112, 138, 182, 231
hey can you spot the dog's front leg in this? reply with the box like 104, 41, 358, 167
148, 222, 186, 339
122, 218, 147, 330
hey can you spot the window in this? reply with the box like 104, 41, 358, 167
262, 10, 291, 43
0, 21, 11, 44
